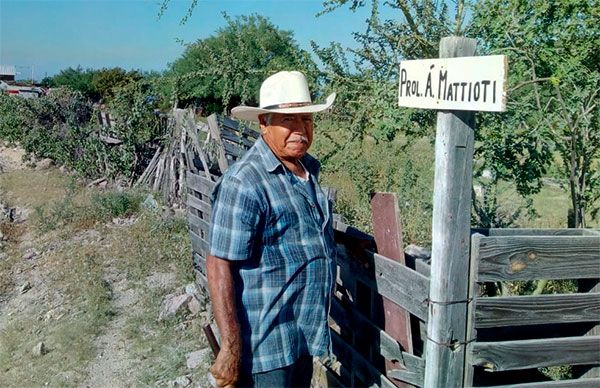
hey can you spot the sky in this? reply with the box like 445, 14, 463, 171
0, 0, 380, 81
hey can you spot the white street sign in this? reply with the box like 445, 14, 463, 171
398, 55, 507, 112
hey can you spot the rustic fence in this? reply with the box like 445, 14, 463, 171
184, 113, 600, 387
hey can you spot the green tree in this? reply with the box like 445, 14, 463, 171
168, 14, 318, 114
91, 67, 142, 102
470, 0, 600, 227
51, 66, 99, 100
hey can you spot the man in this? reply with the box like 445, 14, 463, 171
207, 70, 337, 387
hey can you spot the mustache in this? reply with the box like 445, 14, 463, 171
288, 135, 309, 143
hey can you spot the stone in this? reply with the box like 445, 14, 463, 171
171, 376, 191, 387
186, 348, 212, 370
187, 297, 202, 315
0, 252, 7, 261
185, 283, 200, 297
35, 158, 54, 170
20, 281, 32, 294
158, 293, 192, 321
141, 194, 159, 211
32, 341, 48, 357
22, 249, 38, 260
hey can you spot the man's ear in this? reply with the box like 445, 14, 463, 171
258, 115, 267, 134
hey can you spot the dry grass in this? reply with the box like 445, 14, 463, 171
0, 168, 207, 386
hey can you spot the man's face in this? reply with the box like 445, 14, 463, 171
260, 113, 314, 162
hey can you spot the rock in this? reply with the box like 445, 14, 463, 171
0, 252, 7, 261
35, 158, 54, 170
169, 375, 191, 387
158, 293, 192, 321
187, 297, 202, 315
32, 341, 48, 357
0, 231, 4, 241
145, 272, 177, 290
186, 348, 212, 369
112, 216, 137, 226
20, 281, 32, 294
185, 283, 200, 297
59, 165, 68, 173
141, 194, 159, 211
22, 249, 39, 260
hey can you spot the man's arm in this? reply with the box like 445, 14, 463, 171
206, 255, 242, 387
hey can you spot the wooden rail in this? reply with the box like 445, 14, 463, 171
465, 229, 600, 386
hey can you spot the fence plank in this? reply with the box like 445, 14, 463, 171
475, 293, 600, 328
187, 193, 211, 214
187, 171, 216, 198
206, 113, 230, 174
473, 228, 588, 236
371, 192, 413, 387
470, 336, 600, 371
188, 213, 210, 236
464, 233, 484, 386
330, 297, 425, 387
336, 246, 430, 322
483, 378, 600, 388
189, 229, 209, 257
331, 330, 397, 388
477, 236, 600, 281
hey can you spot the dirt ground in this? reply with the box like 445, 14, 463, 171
0, 145, 213, 387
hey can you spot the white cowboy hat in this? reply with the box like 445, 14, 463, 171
231, 70, 336, 122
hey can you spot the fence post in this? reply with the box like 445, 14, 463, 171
423, 36, 477, 387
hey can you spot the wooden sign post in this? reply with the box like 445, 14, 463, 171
397, 37, 507, 387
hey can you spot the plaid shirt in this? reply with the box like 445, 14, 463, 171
209, 136, 336, 374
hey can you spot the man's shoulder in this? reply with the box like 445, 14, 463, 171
223, 145, 266, 181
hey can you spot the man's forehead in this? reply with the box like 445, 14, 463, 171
271, 112, 313, 119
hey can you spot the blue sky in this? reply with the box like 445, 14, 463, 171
0, 0, 379, 81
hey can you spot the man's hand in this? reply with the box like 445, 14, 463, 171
210, 346, 241, 387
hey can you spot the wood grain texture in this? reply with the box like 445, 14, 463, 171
471, 336, 600, 371
187, 193, 211, 215
331, 330, 397, 388
464, 233, 484, 386
423, 36, 477, 388
472, 228, 589, 236
477, 236, 600, 281
370, 192, 414, 386
189, 229, 209, 258
335, 246, 430, 322
206, 114, 230, 174
485, 378, 600, 388
186, 171, 216, 198
329, 297, 425, 387
475, 293, 600, 328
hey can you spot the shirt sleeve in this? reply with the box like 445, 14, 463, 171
209, 175, 262, 261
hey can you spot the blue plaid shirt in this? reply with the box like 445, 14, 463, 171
209, 136, 336, 374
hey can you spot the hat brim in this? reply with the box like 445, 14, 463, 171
231, 93, 336, 122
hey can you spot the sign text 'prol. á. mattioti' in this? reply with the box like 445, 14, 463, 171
398, 55, 507, 112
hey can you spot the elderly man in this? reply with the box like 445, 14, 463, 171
206, 71, 337, 387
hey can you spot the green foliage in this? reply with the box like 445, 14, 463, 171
0, 94, 29, 142
91, 67, 143, 101
50, 66, 99, 100
168, 14, 318, 113
470, 0, 600, 226
34, 186, 144, 233
0, 82, 166, 180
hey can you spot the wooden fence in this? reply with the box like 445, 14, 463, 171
184, 113, 600, 387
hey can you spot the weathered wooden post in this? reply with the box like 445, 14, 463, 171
423, 36, 477, 387
398, 35, 507, 386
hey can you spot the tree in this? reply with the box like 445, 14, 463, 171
167, 14, 318, 114
91, 67, 142, 102
470, 0, 600, 227
51, 66, 98, 100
